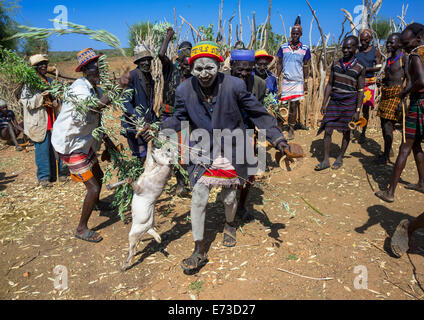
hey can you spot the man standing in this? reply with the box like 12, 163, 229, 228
230, 49, 267, 221
158, 27, 192, 196
20, 54, 63, 187
315, 36, 365, 171
158, 41, 290, 273
356, 29, 383, 143
375, 33, 407, 164
52, 48, 129, 242
254, 49, 278, 95
122, 44, 157, 163
277, 16, 311, 140
375, 23, 424, 203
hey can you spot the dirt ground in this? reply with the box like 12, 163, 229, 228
1, 125, 424, 300
1, 57, 424, 300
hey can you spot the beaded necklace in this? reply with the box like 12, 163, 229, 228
340, 57, 357, 71
289, 41, 302, 51
387, 51, 403, 68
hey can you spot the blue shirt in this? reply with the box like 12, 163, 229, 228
277, 42, 311, 82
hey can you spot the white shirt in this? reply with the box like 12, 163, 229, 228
51, 77, 103, 155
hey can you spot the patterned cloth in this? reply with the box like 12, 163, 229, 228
405, 98, 424, 141
280, 79, 304, 102
363, 77, 376, 108
58, 148, 98, 183
318, 92, 358, 134
197, 156, 241, 187
377, 85, 402, 121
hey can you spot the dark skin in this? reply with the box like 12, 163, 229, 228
376, 29, 424, 202
254, 57, 271, 80
0, 105, 23, 149
277, 26, 309, 136
358, 32, 382, 140
316, 38, 365, 170
230, 60, 254, 84
75, 60, 130, 241
376, 34, 408, 164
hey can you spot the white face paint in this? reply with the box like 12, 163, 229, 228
192, 57, 219, 88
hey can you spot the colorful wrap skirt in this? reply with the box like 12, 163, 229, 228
280, 79, 304, 103
377, 85, 402, 122
197, 156, 241, 187
405, 98, 424, 141
59, 148, 98, 183
318, 92, 357, 135
363, 77, 376, 108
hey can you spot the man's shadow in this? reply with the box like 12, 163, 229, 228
0, 172, 17, 192
238, 183, 286, 244
310, 138, 346, 164
355, 205, 424, 258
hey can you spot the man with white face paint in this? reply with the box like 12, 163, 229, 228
158, 41, 290, 274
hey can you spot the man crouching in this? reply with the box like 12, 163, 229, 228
150, 41, 289, 273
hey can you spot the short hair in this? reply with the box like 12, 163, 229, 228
404, 23, 424, 37
344, 35, 359, 46
179, 41, 192, 50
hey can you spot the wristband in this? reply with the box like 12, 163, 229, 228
356, 108, 361, 112
358, 89, 364, 92
376, 64, 383, 68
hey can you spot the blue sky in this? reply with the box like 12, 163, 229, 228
14, 0, 423, 52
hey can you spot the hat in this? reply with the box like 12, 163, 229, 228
0, 99, 6, 108
75, 48, 102, 72
29, 54, 49, 67
230, 49, 255, 62
133, 43, 153, 64
188, 41, 224, 65
254, 49, 274, 63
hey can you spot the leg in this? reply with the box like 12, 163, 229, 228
181, 183, 210, 271
359, 105, 369, 142
332, 130, 351, 169
287, 101, 296, 140
6, 123, 22, 150
405, 141, 424, 193
34, 133, 52, 185
75, 175, 102, 242
376, 119, 394, 164
221, 187, 238, 247
375, 138, 415, 202
315, 130, 332, 171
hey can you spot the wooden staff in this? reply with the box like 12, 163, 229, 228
402, 99, 406, 143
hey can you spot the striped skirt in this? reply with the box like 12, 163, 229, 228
59, 148, 98, 183
318, 92, 357, 135
280, 79, 304, 102
197, 156, 240, 187
405, 98, 424, 141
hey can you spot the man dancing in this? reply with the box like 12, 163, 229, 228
157, 41, 290, 273
375, 23, 424, 203
375, 33, 407, 164
315, 36, 365, 171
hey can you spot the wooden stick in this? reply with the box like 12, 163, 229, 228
277, 268, 333, 281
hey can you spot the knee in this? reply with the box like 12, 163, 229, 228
222, 189, 237, 206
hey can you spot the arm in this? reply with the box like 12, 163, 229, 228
303, 61, 310, 92
355, 67, 366, 121
158, 27, 175, 67
277, 57, 283, 78
366, 47, 383, 74
400, 55, 424, 99
321, 63, 334, 115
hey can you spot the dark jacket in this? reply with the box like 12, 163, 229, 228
161, 72, 287, 188
122, 68, 157, 134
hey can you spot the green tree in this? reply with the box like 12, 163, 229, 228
128, 21, 150, 51
372, 17, 392, 41
22, 38, 49, 56
0, 0, 20, 50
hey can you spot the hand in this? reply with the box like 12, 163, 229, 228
304, 81, 308, 93
119, 67, 131, 89
41, 91, 50, 97
320, 105, 327, 115
276, 140, 290, 156
166, 27, 175, 38
352, 112, 360, 123
137, 124, 155, 142
398, 90, 407, 100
